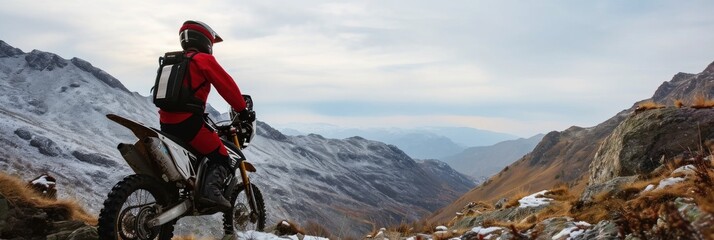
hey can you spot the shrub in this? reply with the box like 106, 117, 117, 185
635, 101, 665, 113
674, 99, 685, 108
690, 93, 714, 109
0, 172, 96, 225
303, 220, 333, 239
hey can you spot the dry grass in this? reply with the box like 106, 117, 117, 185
482, 219, 534, 232
390, 221, 414, 237
303, 220, 333, 239
691, 157, 714, 214
0, 172, 96, 225
543, 184, 575, 202
427, 154, 714, 239
635, 101, 665, 113
571, 196, 626, 224
690, 93, 714, 109
612, 164, 714, 239
530, 186, 577, 223
574, 155, 710, 232
674, 99, 685, 108
569, 174, 668, 224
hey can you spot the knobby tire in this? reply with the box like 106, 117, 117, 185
98, 174, 176, 240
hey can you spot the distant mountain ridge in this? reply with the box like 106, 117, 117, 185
0, 40, 473, 237
278, 124, 518, 159
443, 134, 544, 179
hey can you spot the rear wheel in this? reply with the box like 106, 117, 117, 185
223, 183, 266, 234
98, 174, 176, 240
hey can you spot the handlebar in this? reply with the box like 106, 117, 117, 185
202, 94, 256, 149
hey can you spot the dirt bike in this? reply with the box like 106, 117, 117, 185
97, 95, 265, 239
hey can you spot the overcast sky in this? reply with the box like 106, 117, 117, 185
2, 1, 714, 136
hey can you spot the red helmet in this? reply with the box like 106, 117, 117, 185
179, 20, 223, 54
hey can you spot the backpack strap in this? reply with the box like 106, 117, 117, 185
184, 51, 198, 93
184, 51, 211, 94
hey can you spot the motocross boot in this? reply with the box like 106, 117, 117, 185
198, 162, 232, 211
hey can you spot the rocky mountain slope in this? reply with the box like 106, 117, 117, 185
0, 40, 473, 237
443, 134, 544, 179
401, 107, 714, 240
429, 60, 714, 224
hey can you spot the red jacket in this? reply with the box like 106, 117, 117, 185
159, 51, 246, 124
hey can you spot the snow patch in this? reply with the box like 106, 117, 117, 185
672, 165, 696, 175
642, 177, 686, 193
552, 221, 591, 240
470, 226, 502, 239
656, 177, 685, 190
31, 175, 56, 187
471, 226, 501, 234
236, 231, 328, 240
518, 190, 552, 208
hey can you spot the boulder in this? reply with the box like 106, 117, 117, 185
29, 135, 62, 157
571, 220, 618, 240
13, 128, 33, 140
494, 198, 508, 209
580, 176, 639, 202
589, 108, 714, 185
71, 151, 118, 168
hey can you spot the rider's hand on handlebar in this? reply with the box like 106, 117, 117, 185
237, 109, 256, 123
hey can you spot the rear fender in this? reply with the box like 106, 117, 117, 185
108, 114, 195, 181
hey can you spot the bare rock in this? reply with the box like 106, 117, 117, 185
257, 121, 289, 142
70, 57, 129, 92
589, 108, 714, 185
25, 50, 68, 71
494, 198, 508, 209
71, 151, 118, 168
571, 220, 618, 240
13, 128, 32, 140
30, 135, 62, 157
0, 40, 24, 58
580, 176, 638, 202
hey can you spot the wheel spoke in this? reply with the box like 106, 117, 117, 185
226, 183, 265, 233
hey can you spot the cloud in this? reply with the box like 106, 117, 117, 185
2, 1, 714, 136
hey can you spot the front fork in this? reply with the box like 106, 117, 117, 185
233, 135, 260, 221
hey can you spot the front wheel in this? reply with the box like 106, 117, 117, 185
98, 174, 176, 240
223, 183, 266, 233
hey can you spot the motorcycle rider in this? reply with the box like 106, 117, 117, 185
159, 20, 250, 210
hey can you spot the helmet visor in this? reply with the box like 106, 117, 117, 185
184, 20, 223, 43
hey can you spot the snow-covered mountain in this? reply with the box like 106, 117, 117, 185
0, 40, 473, 237
277, 124, 518, 160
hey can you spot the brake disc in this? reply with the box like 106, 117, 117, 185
135, 206, 159, 240
118, 209, 138, 239
233, 203, 250, 226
